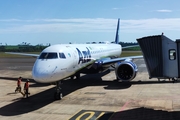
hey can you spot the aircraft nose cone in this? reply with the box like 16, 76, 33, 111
32, 60, 58, 83
32, 67, 50, 83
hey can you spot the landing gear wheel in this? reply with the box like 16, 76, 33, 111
54, 91, 63, 100
172, 78, 177, 83
54, 81, 63, 100
71, 76, 74, 80
59, 92, 63, 99
75, 73, 80, 80
115, 77, 120, 81
71, 73, 80, 80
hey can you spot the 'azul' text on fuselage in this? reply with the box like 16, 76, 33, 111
76, 47, 91, 64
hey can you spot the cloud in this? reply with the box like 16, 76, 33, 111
121, 18, 180, 32
0, 18, 117, 33
0, 18, 180, 34
156, 9, 172, 13
0, 19, 22, 22
112, 8, 119, 10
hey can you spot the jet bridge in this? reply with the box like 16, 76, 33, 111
137, 34, 179, 79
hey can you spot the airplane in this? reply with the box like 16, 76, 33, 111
7, 19, 143, 100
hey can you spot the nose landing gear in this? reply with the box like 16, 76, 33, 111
54, 81, 63, 100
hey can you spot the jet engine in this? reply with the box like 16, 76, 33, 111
115, 61, 138, 81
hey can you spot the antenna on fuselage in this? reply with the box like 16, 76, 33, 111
115, 18, 120, 44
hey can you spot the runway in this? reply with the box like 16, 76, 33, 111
1, 58, 180, 120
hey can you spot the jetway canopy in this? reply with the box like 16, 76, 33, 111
137, 34, 178, 79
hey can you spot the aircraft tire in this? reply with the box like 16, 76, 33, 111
76, 73, 80, 80
54, 92, 63, 100
71, 76, 74, 80
59, 92, 63, 99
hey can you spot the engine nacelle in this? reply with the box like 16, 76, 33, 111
115, 61, 138, 81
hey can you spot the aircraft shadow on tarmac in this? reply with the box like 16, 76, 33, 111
0, 70, 180, 116
98, 107, 180, 120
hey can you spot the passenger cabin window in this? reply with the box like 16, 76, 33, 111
39, 52, 58, 59
59, 53, 66, 59
169, 49, 176, 60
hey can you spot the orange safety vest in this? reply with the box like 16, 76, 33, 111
24, 82, 29, 89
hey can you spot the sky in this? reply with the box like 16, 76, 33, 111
0, 0, 180, 45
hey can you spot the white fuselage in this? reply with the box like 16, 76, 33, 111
32, 43, 122, 83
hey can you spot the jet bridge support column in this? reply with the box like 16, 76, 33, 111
176, 39, 180, 78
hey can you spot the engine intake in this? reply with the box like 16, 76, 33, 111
115, 61, 138, 81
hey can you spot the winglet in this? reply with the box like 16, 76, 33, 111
115, 18, 120, 44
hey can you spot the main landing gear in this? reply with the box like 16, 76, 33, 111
70, 73, 80, 80
54, 81, 63, 100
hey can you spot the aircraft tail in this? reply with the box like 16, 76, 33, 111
115, 18, 120, 44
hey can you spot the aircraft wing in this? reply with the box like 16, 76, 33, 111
122, 45, 139, 49
5, 52, 39, 57
101, 55, 143, 65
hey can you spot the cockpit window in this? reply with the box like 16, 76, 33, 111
59, 53, 66, 58
39, 52, 58, 59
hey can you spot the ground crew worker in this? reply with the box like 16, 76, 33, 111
15, 77, 25, 96
24, 79, 30, 98
15, 77, 22, 92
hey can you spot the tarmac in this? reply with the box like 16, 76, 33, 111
1, 58, 180, 120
